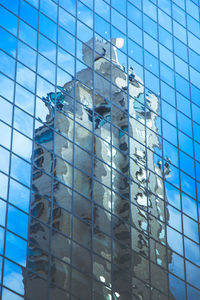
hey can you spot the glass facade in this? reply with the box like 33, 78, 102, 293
0, 0, 200, 299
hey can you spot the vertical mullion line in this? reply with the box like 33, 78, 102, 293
141, 0, 151, 298
109, 2, 114, 299
186, 0, 200, 296
0, 0, 20, 298
23, 0, 40, 298
126, 0, 133, 298
157, 2, 170, 300
69, 0, 77, 298
198, 0, 200, 246
171, 1, 188, 299
91, 0, 95, 298
47, 0, 59, 298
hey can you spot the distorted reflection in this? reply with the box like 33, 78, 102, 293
25, 37, 185, 300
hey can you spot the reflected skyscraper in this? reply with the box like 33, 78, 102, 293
26, 38, 175, 300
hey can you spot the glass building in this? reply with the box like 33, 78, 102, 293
0, 0, 200, 299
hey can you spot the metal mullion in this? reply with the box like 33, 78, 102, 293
108, 1, 115, 298
185, 2, 200, 298
46, 0, 59, 298
126, 0, 134, 296
91, 0, 95, 298
157, 2, 172, 299
0, 0, 20, 298
69, 0, 77, 298
171, 1, 188, 298
23, 0, 41, 296
140, 0, 152, 298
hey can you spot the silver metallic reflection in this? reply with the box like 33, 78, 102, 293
25, 38, 175, 300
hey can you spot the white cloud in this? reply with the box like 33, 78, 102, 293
3, 272, 24, 297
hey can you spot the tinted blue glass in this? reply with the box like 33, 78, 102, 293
195, 142, 200, 163
145, 69, 159, 95
167, 226, 183, 255
165, 181, 181, 209
0, 199, 6, 226
190, 66, 200, 89
158, 9, 172, 33
159, 26, 173, 50
0, 256, 2, 282
181, 171, 196, 199
187, 15, 200, 38
184, 222, 199, 253
189, 48, 200, 73
144, 32, 158, 57
143, 0, 157, 21
128, 2, 142, 28
0, 5, 18, 35
19, 20, 37, 49
172, 3, 186, 27
193, 122, 200, 143
187, 285, 200, 300
58, 27, 75, 55
162, 100, 176, 126
11, 154, 31, 187
163, 139, 179, 167
175, 56, 189, 79
39, 13, 57, 42
0, 0, 19, 14
182, 192, 198, 221
40, 0, 58, 22
7, 205, 28, 239
177, 92, 191, 117
112, 8, 126, 34
158, 0, 171, 15
0, 27, 17, 57
168, 205, 182, 232
78, 1, 93, 30
188, 31, 200, 55
128, 39, 143, 64
175, 74, 190, 99
128, 21, 142, 46
59, 6, 75, 35
174, 38, 188, 62
143, 14, 157, 39
3, 259, 24, 295
20, 0, 38, 29
144, 51, 159, 76
5, 232, 27, 266
159, 44, 173, 69
9, 179, 30, 213
186, 0, 199, 21
163, 120, 177, 146
173, 0, 185, 10
191, 84, 200, 106
178, 112, 192, 137
0, 227, 5, 254
0, 50, 15, 79
180, 151, 195, 178
18, 41, 37, 71
160, 63, 175, 87
161, 81, 175, 106
60, 0, 75, 15
169, 274, 186, 300
95, 14, 110, 40
173, 20, 187, 44
179, 131, 193, 157
1, 0, 200, 298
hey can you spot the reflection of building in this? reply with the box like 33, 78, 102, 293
25, 38, 175, 300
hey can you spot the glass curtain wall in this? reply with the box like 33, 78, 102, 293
0, 0, 200, 299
